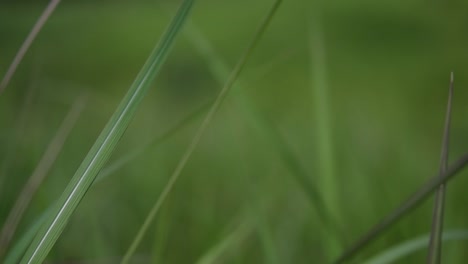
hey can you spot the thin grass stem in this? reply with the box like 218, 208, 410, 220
427, 72, 454, 264
120, 1, 283, 262
0, 0, 61, 95
334, 152, 468, 263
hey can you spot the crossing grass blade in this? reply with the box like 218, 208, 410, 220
121, 1, 283, 262
333, 152, 468, 263
0, 0, 61, 95
0, 96, 86, 260
19, 0, 195, 263
427, 72, 454, 264
364, 229, 468, 264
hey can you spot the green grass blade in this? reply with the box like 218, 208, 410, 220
6, 100, 207, 263
334, 153, 468, 263
0, 96, 86, 260
121, 1, 283, 262
308, 4, 343, 259
364, 230, 468, 264
427, 72, 454, 264
19, 0, 194, 262
0, 0, 61, 95
308, 2, 339, 223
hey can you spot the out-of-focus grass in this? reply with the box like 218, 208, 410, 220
1, 0, 468, 263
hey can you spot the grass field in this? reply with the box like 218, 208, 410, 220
1, 0, 468, 263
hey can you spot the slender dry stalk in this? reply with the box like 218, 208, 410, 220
334, 152, 468, 263
427, 72, 454, 263
0, 96, 85, 259
0, 0, 61, 95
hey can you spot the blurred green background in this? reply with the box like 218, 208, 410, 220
1, 0, 468, 263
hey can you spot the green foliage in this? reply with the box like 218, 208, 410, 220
1, 0, 468, 263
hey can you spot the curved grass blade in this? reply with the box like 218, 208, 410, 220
121, 1, 283, 262
364, 229, 468, 264
0, 0, 61, 95
0, 96, 86, 260
334, 152, 468, 263
19, 0, 195, 262
427, 72, 454, 264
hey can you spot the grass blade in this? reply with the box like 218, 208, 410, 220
0, 96, 86, 260
334, 152, 468, 263
308, 4, 343, 260
19, 0, 194, 262
364, 229, 468, 264
5, 100, 207, 263
0, 0, 61, 95
308, 2, 338, 223
121, 1, 283, 262
427, 72, 454, 263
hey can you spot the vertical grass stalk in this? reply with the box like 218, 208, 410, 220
308, 3, 342, 259
427, 72, 454, 263
19, 0, 194, 262
334, 152, 468, 263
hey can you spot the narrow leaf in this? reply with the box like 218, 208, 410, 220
5, 100, 206, 264
19, 0, 194, 262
